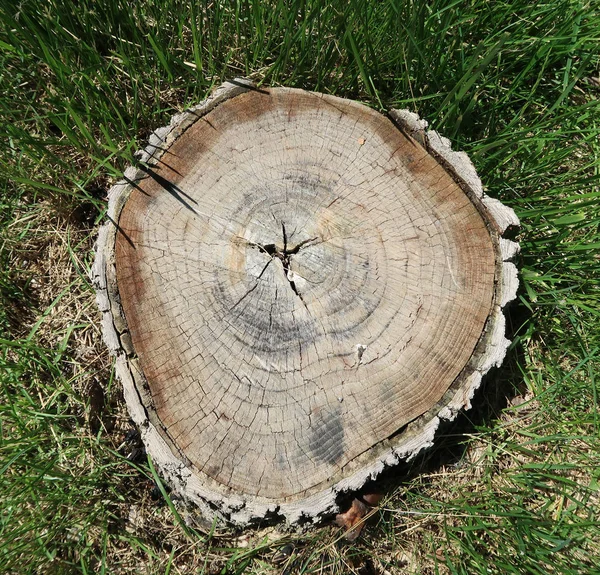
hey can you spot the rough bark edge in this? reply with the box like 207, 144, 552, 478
92, 81, 520, 527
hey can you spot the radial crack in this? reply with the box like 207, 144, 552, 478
247, 221, 317, 304
231, 258, 273, 310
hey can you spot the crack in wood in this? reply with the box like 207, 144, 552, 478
230, 258, 273, 310
247, 221, 317, 306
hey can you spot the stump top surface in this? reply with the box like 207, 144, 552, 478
113, 88, 496, 501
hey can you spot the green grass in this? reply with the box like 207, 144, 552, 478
1, 0, 599, 573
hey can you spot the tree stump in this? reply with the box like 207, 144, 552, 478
93, 80, 519, 525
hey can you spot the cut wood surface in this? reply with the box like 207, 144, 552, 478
93, 80, 519, 525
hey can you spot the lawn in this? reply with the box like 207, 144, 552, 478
1, 0, 599, 573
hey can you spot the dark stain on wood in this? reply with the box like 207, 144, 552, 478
309, 403, 345, 466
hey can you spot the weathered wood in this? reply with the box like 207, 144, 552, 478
92, 80, 519, 525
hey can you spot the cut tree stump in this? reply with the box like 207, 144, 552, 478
93, 79, 519, 526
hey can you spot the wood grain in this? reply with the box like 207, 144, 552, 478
93, 81, 519, 524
